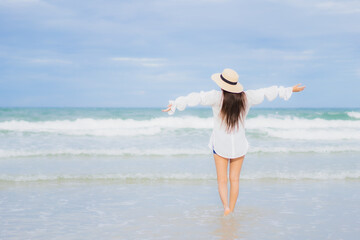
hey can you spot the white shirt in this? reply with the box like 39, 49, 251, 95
167, 86, 293, 159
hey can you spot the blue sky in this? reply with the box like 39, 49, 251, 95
0, 0, 359, 108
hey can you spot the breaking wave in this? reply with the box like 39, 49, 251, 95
0, 116, 359, 141
347, 111, 360, 119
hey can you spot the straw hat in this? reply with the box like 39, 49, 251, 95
211, 68, 243, 93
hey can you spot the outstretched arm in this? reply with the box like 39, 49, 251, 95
292, 83, 306, 92
162, 90, 220, 115
162, 104, 173, 113
245, 83, 305, 107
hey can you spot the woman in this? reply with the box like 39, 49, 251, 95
162, 68, 305, 216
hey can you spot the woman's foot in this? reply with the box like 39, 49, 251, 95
224, 206, 231, 216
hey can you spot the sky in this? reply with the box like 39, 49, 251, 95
0, 0, 359, 108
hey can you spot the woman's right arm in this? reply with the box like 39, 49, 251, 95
245, 84, 305, 107
162, 90, 220, 115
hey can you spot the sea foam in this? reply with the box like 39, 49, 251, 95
0, 117, 212, 136
0, 116, 359, 140
0, 146, 359, 158
1, 170, 359, 182
347, 111, 360, 119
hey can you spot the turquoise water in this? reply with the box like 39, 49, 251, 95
1, 107, 359, 121
0, 107, 360, 239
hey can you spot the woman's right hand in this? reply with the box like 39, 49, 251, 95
162, 104, 172, 112
292, 83, 306, 92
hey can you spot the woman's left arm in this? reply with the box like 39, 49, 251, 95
162, 90, 220, 115
245, 83, 305, 107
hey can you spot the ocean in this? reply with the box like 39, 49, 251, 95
1, 107, 359, 239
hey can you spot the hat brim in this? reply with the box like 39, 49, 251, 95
211, 73, 244, 93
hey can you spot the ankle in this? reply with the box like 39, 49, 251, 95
224, 206, 231, 216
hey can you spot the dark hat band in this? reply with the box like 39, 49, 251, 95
220, 74, 237, 85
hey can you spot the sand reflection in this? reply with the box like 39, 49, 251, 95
212, 207, 264, 240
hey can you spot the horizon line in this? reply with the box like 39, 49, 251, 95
0, 106, 359, 109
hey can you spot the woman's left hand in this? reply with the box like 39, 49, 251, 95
162, 104, 172, 112
292, 83, 306, 92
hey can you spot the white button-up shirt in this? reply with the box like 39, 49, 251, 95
167, 86, 293, 159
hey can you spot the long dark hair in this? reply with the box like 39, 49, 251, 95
219, 90, 247, 133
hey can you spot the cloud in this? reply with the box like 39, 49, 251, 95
0, 0, 359, 107
315, 1, 360, 14
29, 58, 72, 65
248, 49, 315, 61
282, 50, 314, 61
268, 0, 360, 14
0, 0, 41, 6
131, 90, 146, 95
168, 0, 230, 4
111, 57, 167, 67
0, 0, 52, 10
356, 68, 360, 78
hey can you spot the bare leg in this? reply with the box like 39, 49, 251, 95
229, 155, 245, 212
213, 153, 231, 216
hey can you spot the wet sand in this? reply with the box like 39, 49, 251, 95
1, 179, 359, 240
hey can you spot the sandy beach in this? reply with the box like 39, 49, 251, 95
1, 179, 359, 239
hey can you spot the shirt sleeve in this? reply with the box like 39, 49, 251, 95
167, 90, 220, 115
245, 86, 293, 107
